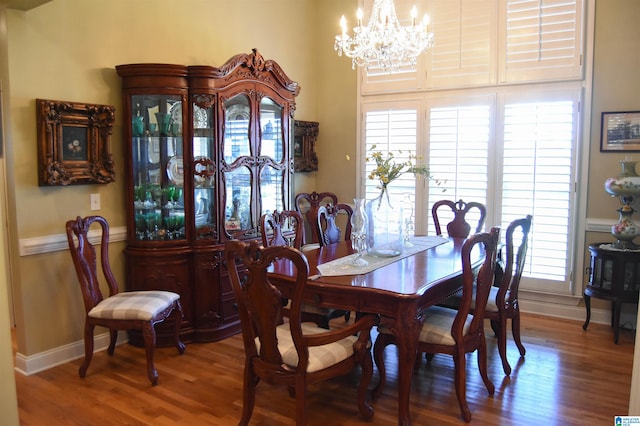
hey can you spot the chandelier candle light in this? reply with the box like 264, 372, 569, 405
334, 0, 434, 71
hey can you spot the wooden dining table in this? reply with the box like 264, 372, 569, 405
270, 237, 483, 426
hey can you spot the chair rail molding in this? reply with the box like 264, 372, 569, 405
19, 226, 126, 256
586, 217, 616, 233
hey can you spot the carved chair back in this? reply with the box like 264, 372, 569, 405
432, 199, 487, 238
260, 210, 304, 249
295, 191, 338, 244
316, 203, 354, 246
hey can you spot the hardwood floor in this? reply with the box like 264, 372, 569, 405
15, 312, 635, 425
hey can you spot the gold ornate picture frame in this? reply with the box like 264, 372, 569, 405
36, 99, 116, 185
293, 120, 319, 172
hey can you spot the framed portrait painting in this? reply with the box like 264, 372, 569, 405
36, 99, 116, 185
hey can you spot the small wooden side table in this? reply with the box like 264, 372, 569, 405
583, 242, 640, 343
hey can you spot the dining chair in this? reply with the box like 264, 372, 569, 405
65, 215, 185, 386
490, 215, 532, 375
373, 226, 500, 423
316, 203, 355, 322
432, 199, 487, 238
295, 191, 339, 245
451, 215, 532, 375
225, 240, 378, 425
316, 203, 353, 246
260, 210, 305, 249
260, 210, 344, 328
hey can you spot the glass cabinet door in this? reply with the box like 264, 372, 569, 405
258, 96, 286, 214
223, 94, 253, 234
259, 97, 283, 162
131, 94, 185, 241
192, 99, 216, 240
223, 95, 251, 163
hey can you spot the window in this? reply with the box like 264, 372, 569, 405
426, 0, 497, 88
358, 0, 587, 295
425, 98, 492, 236
500, 0, 583, 82
500, 95, 577, 283
363, 104, 422, 204
424, 88, 579, 290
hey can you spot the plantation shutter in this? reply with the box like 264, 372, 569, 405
500, 95, 577, 286
425, 0, 497, 89
425, 100, 492, 235
424, 89, 577, 290
362, 103, 422, 205
499, 0, 583, 82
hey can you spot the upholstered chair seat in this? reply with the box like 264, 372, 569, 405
88, 291, 180, 321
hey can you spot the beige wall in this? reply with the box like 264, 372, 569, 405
584, 0, 640, 310
311, 0, 359, 204
0, 5, 20, 426
588, 0, 640, 219
0, 3, 19, 425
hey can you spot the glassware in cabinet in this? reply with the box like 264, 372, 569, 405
130, 94, 185, 242
192, 100, 216, 240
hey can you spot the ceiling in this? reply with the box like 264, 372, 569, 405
0, 0, 51, 11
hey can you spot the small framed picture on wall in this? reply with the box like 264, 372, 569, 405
293, 120, 319, 172
601, 111, 640, 152
36, 99, 116, 185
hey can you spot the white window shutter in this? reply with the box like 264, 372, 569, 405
426, 100, 492, 235
499, 0, 583, 83
501, 96, 577, 284
363, 109, 420, 201
425, 0, 498, 89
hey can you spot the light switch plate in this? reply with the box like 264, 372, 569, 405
90, 194, 101, 211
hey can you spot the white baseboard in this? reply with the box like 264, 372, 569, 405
14, 332, 127, 376
520, 299, 610, 325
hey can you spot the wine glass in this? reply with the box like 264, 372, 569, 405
150, 186, 163, 207
164, 186, 175, 208
172, 187, 183, 207
146, 212, 159, 240
350, 198, 368, 266
402, 193, 415, 247
134, 185, 145, 209
174, 213, 185, 239
135, 214, 146, 240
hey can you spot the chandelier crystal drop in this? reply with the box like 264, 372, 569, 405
334, 0, 434, 72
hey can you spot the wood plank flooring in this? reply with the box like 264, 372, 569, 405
14, 313, 635, 425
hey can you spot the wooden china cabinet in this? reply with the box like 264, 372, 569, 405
116, 49, 300, 345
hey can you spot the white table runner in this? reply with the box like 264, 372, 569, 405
315, 235, 450, 277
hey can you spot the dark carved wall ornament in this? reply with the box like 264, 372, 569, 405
36, 99, 116, 186
294, 120, 319, 172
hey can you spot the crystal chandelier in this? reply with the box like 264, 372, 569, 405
334, 0, 434, 72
